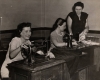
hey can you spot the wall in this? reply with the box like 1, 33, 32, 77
45, 0, 100, 31
0, 0, 45, 30
0, 0, 100, 31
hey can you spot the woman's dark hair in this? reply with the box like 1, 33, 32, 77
15, 22, 31, 37
51, 18, 66, 33
72, 2, 84, 12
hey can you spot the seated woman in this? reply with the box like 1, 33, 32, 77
47, 18, 79, 77
46, 18, 67, 58
47, 18, 77, 58
0, 22, 43, 80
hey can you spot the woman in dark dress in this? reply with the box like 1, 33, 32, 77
66, 1, 89, 41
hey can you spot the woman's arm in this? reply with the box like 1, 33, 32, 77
84, 18, 89, 33
50, 35, 67, 47
9, 39, 29, 59
79, 18, 89, 41
9, 39, 22, 59
67, 16, 73, 35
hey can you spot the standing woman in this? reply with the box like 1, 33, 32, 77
1, 22, 32, 80
66, 2, 89, 41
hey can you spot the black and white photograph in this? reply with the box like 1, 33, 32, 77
0, 0, 100, 80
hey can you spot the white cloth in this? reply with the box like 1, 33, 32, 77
79, 31, 87, 42
1, 37, 24, 78
81, 40, 100, 46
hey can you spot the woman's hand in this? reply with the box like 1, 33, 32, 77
72, 41, 78, 45
79, 35, 86, 42
24, 40, 31, 46
37, 50, 44, 55
79, 30, 87, 41
46, 51, 55, 58
21, 40, 31, 49
21, 44, 29, 49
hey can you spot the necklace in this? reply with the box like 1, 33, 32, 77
56, 30, 63, 36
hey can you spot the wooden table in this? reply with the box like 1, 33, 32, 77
8, 45, 99, 80
8, 59, 70, 80
51, 45, 99, 80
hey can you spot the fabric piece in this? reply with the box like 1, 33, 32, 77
51, 47, 80, 76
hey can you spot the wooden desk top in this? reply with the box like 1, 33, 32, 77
8, 59, 65, 72
8, 45, 99, 73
